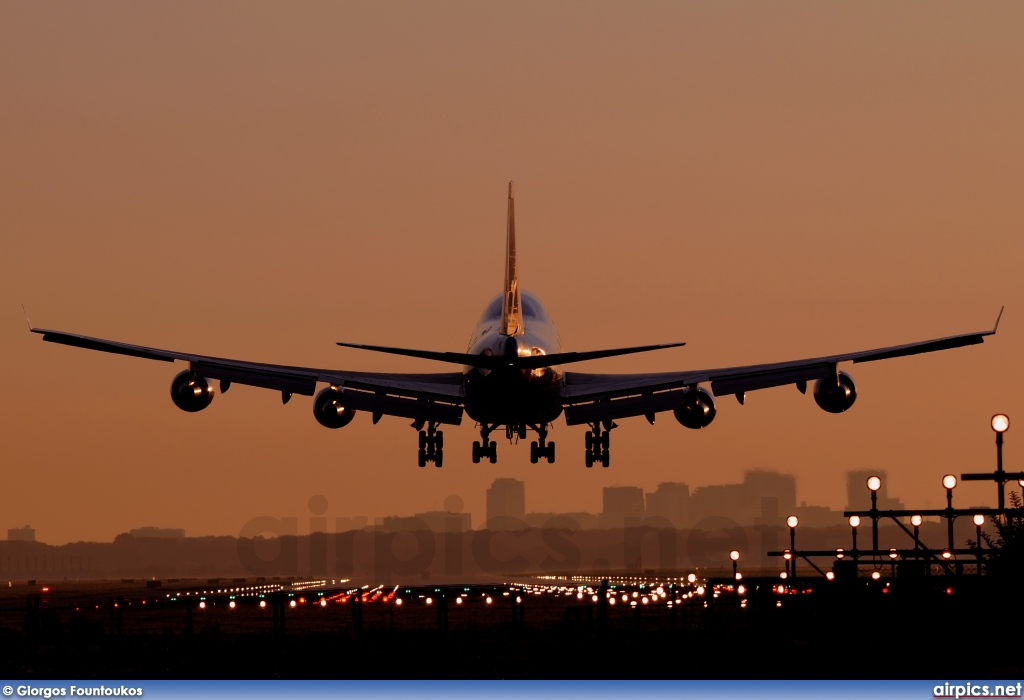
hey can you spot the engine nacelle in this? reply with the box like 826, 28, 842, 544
170, 370, 214, 413
313, 387, 357, 429
673, 386, 717, 429
813, 371, 857, 414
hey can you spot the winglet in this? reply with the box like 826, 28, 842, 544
993, 306, 1004, 334
21, 304, 34, 332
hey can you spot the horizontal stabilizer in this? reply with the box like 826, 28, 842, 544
337, 341, 685, 370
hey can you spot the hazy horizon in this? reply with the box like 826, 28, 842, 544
3, 2, 1022, 545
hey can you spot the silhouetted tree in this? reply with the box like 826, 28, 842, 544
969, 490, 1024, 579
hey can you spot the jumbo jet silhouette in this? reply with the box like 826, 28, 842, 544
28, 183, 1001, 467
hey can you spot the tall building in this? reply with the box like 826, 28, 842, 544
846, 470, 905, 512
7, 525, 35, 542
600, 486, 645, 529
645, 482, 690, 528
486, 478, 526, 529
690, 470, 797, 526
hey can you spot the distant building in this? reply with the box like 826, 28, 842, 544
128, 526, 185, 539
486, 478, 526, 529
600, 486, 645, 529
645, 482, 690, 528
846, 470, 905, 512
525, 512, 600, 530
690, 470, 797, 526
793, 503, 844, 528
7, 525, 35, 542
382, 511, 471, 532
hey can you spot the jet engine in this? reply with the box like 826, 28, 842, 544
313, 387, 357, 429
813, 371, 857, 414
673, 386, 717, 429
170, 370, 214, 412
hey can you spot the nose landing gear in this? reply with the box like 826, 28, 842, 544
529, 424, 555, 464
472, 424, 498, 464
584, 421, 614, 468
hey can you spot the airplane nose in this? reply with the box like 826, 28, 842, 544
503, 336, 519, 358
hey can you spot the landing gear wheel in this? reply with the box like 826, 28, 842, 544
601, 449, 610, 468
518, 425, 527, 440
488, 441, 498, 463
530, 442, 539, 464
585, 451, 594, 468
472, 441, 482, 464
434, 449, 443, 468
546, 442, 555, 463
418, 448, 427, 468
601, 433, 610, 450
419, 431, 428, 450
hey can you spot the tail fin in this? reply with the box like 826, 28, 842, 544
501, 181, 524, 336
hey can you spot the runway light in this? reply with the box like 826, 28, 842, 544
426, 597, 433, 605
730, 550, 740, 561
787, 516, 799, 528
942, 550, 953, 560
396, 598, 403, 606
992, 414, 1010, 433
259, 600, 266, 609
687, 574, 696, 584
889, 548, 898, 560
737, 585, 746, 595
229, 601, 236, 609
911, 515, 923, 527
486, 597, 492, 604
456, 597, 463, 605
826, 572, 835, 581
199, 601, 206, 609
942, 474, 957, 490
871, 572, 881, 580
849, 515, 861, 528
974, 514, 986, 527
867, 476, 881, 492
289, 600, 297, 608
320, 599, 327, 607
836, 548, 845, 559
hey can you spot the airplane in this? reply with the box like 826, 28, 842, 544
27, 182, 1002, 469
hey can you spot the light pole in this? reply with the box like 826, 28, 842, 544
867, 475, 881, 554
730, 550, 740, 580
849, 515, 861, 565
787, 516, 799, 578
910, 514, 923, 568
943, 474, 957, 551
992, 414, 1009, 510
889, 548, 898, 577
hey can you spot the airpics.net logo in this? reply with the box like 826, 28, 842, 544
934, 683, 1023, 699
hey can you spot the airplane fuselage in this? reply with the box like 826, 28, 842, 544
462, 291, 564, 426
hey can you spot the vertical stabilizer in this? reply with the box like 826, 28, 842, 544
501, 181, 524, 336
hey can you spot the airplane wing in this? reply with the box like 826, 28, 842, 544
561, 311, 1002, 426
29, 327, 465, 425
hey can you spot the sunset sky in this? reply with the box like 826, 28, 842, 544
2, 2, 1022, 544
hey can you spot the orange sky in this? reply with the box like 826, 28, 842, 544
2, 2, 1023, 544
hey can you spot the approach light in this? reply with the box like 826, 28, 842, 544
942, 474, 957, 490
867, 476, 881, 492
849, 515, 861, 528
889, 548, 898, 560
992, 414, 1010, 433
974, 514, 986, 527
911, 515, 923, 527
730, 550, 740, 561
786, 516, 799, 528
871, 571, 881, 580
836, 548, 845, 559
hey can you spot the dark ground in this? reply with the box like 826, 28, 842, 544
1, 576, 1022, 679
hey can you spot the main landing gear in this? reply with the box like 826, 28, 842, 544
472, 424, 498, 464
415, 421, 444, 468
585, 421, 615, 468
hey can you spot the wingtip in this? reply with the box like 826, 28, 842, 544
21, 303, 33, 332
508, 181, 514, 198
993, 306, 1004, 333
